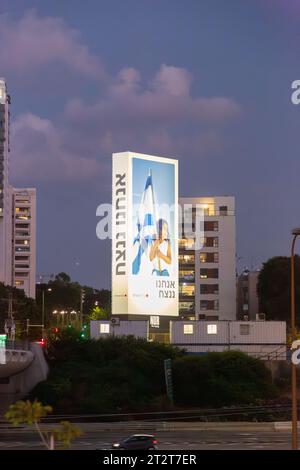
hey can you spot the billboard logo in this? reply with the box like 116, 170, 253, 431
291, 339, 300, 365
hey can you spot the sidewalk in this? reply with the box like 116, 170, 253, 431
1, 421, 299, 433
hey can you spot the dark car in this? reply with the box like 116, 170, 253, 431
112, 434, 158, 450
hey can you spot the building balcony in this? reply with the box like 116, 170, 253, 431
179, 276, 195, 283
15, 247, 30, 253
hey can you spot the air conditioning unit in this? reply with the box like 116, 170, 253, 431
111, 317, 120, 325
256, 313, 266, 321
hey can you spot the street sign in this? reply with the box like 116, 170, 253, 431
164, 358, 174, 405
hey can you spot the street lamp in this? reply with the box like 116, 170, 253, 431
60, 310, 67, 326
41, 287, 52, 337
52, 310, 58, 326
291, 228, 300, 450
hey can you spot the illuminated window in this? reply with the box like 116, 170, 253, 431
179, 302, 194, 313
183, 324, 194, 335
179, 270, 194, 282
200, 269, 218, 279
150, 316, 160, 328
100, 323, 110, 334
15, 280, 24, 286
207, 324, 217, 335
179, 285, 195, 296
200, 252, 219, 263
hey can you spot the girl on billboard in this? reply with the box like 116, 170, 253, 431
150, 218, 172, 276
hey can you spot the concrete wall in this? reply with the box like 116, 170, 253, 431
0, 342, 48, 415
90, 320, 149, 340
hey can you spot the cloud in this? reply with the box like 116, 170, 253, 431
65, 64, 240, 129
153, 64, 192, 96
10, 64, 240, 183
11, 113, 105, 183
63, 63, 240, 153
0, 10, 104, 79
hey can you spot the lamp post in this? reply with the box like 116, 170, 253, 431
41, 288, 52, 337
291, 228, 300, 450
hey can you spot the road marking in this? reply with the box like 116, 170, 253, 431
0, 441, 24, 447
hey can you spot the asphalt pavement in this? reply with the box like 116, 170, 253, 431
0, 426, 295, 450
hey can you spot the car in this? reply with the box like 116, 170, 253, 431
112, 434, 158, 450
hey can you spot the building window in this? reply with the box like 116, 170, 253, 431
179, 301, 195, 313
203, 237, 218, 248
200, 252, 219, 263
207, 324, 218, 335
200, 268, 219, 279
15, 239, 30, 246
179, 254, 195, 265
100, 323, 110, 334
200, 300, 219, 310
240, 324, 250, 335
15, 223, 29, 229
183, 324, 194, 335
150, 316, 160, 328
219, 206, 228, 215
179, 285, 195, 297
179, 270, 195, 282
15, 280, 24, 286
179, 238, 195, 250
200, 284, 219, 294
204, 221, 218, 232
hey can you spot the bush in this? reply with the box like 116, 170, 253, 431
31, 335, 183, 413
31, 338, 278, 412
173, 351, 278, 407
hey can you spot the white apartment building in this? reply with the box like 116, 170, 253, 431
0, 79, 36, 299
237, 269, 260, 321
12, 188, 36, 299
179, 197, 236, 321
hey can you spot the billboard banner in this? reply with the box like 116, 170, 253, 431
112, 152, 178, 316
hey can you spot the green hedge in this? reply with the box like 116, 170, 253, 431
31, 334, 278, 412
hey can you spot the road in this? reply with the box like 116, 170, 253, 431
0, 427, 294, 450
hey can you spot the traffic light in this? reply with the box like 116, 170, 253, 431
80, 324, 88, 339
52, 327, 59, 334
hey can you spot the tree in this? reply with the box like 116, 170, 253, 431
257, 256, 300, 325
88, 305, 109, 320
5, 400, 82, 450
0, 283, 40, 339
55, 272, 71, 283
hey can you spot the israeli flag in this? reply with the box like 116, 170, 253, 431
132, 170, 157, 275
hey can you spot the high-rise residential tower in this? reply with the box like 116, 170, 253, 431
0, 79, 36, 299
0, 79, 12, 288
179, 196, 236, 321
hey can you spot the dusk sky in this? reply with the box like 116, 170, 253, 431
1, 0, 300, 288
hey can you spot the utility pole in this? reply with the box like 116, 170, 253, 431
3, 290, 16, 341
80, 288, 85, 327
